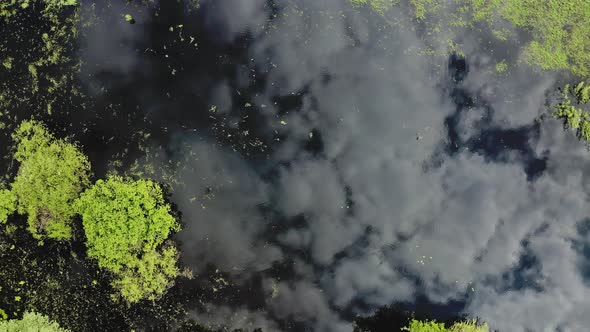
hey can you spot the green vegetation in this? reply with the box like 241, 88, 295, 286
1, 1, 77, 19
554, 82, 590, 142
0, 214, 164, 331
355, 0, 590, 79
0, 0, 81, 118
0, 1, 28, 19
495, 60, 508, 73
350, 0, 400, 14
402, 319, 488, 332
74, 176, 181, 303
0, 312, 69, 332
124, 14, 135, 24
0, 189, 16, 224
493, 0, 590, 77
410, 0, 440, 21
10, 120, 90, 240
0, 119, 182, 307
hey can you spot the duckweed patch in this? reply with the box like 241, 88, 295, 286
356, 0, 590, 79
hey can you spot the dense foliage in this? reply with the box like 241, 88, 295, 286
74, 176, 181, 303
0, 189, 16, 224
10, 120, 90, 240
0, 312, 69, 332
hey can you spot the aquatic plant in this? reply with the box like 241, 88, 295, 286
495, 60, 508, 73
124, 13, 135, 24
402, 319, 489, 332
554, 82, 590, 142
74, 176, 181, 303
0, 0, 80, 118
1, 0, 77, 20
0, 311, 69, 331
10, 120, 90, 240
350, 0, 400, 14
356, 0, 590, 79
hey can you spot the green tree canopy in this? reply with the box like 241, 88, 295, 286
10, 120, 90, 240
0, 312, 69, 332
74, 175, 181, 303
0, 189, 16, 224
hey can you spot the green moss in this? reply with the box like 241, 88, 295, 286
0, 312, 69, 331
74, 176, 181, 303
10, 120, 91, 240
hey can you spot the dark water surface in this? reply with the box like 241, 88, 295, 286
2, 1, 590, 331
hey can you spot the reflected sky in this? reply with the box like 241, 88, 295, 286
13, 0, 590, 331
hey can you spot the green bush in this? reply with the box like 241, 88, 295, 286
10, 120, 90, 240
0, 312, 69, 332
74, 175, 181, 303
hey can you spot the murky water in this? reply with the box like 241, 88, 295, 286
2, 1, 589, 331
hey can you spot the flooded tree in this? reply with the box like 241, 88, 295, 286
74, 175, 181, 303
10, 120, 90, 240
0, 312, 69, 331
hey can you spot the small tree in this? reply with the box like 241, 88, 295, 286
10, 120, 90, 240
0, 312, 69, 332
74, 175, 181, 303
